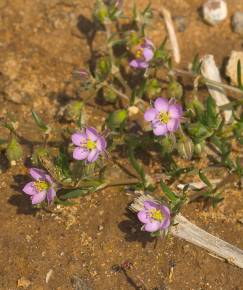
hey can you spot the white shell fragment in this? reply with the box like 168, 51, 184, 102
203, 0, 227, 26
226, 51, 243, 86
201, 55, 232, 123
232, 12, 243, 35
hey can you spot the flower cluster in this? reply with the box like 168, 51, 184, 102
23, 168, 56, 205
130, 38, 154, 69
137, 200, 170, 232
72, 127, 107, 163
144, 97, 183, 136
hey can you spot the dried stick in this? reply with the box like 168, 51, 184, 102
130, 194, 243, 269
201, 55, 232, 123
172, 214, 243, 268
160, 7, 180, 64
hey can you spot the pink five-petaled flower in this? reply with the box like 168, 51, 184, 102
129, 38, 154, 69
137, 200, 170, 233
72, 127, 107, 163
23, 168, 56, 205
144, 97, 183, 136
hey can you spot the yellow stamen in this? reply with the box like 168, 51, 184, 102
150, 209, 163, 221
34, 180, 49, 192
87, 139, 96, 150
135, 49, 143, 59
159, 112, 170, 124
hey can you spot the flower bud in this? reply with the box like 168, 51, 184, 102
107, 109, 128, 129
103, 87, 117, 103
6, 137, 23, 163
177, 137, 194, 160
168, 81, 183, 99
96, 57, 111, 81
146, 79, 161, 98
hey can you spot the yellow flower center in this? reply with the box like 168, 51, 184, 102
87, 139, 96, 150
34, 180, 49, 192
159, 112, 170, 124
135, 48, 143, 59
150, 209, 163, 222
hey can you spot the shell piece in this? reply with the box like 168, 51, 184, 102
201, 54, 232, 123
226, 51, 243, 86
203, 0, 227, 26
232, 12, 243, 35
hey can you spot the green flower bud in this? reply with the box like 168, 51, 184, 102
6, 137, 23, 162
194, 141, 205, 155
168, 81, 183, 99
96, 57, 111, 81
107, 109, 127, 129
65, 101, 84, 121
177, 137, 194, 160
146, 79, 161, 98
103, 87, 117, 103
94, 0, 109, 23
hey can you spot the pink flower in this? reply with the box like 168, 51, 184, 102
144, 97, 183, 136
72, 127, 107, 163
129, 38, 154, 69
137, 200, 170, 232
23, 168, 56, 205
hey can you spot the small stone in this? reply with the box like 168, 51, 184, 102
17, 277, 31, 288
232, 12, 243, 35
203, 0, 227, 26
71, 275, 93, 290
226, 51, 243, 86
174, 16, 187, 32
98, 225, 104, 231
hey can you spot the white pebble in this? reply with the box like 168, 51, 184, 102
203, 0, 227, 26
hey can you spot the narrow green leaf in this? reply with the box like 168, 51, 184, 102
198, 170, 211, 187
160, 180, 179, 203
128, 146, 145, 185
237, 60, 243, 90
60, 189, 89, 200
32, 111, 48, 132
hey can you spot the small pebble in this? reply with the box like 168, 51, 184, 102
203, 0, 227, 26
174, 16, 187, 32
232, 12, 243, 35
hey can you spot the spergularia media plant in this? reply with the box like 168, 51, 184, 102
1, 0, 240, 243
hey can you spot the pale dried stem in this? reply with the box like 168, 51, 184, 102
160, 7, 180, 64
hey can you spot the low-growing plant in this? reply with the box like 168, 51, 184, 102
1, 0, 243, 239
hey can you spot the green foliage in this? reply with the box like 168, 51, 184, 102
6, 137, 23, 162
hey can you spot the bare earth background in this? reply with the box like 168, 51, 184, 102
0, 0, 243, 289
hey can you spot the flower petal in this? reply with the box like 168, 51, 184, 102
143, 48, 154, 62
144, 108, 157, 122
130, 59, 148, 69
153, 124, 168, 136
154, 98, 169, 112
31, 191, 46, 204
87, 149, 99, 163
167, 118, 179, 132
137, 210, 150, 224
161, 205, 170, 217
29, 168, 46, 180
96, 136, 107, 151
23, 182, 38, 195
71, 132, 86, 146
143, 38, 154, 49
47, 187, 56, 204
144, 220, 161, 232
144, 200, 159, 210
168, 104, 183, 118
73, 147, 89, 160
86, 127, 98, 141
160, 217, 170, 230
45, 174, 54, 185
